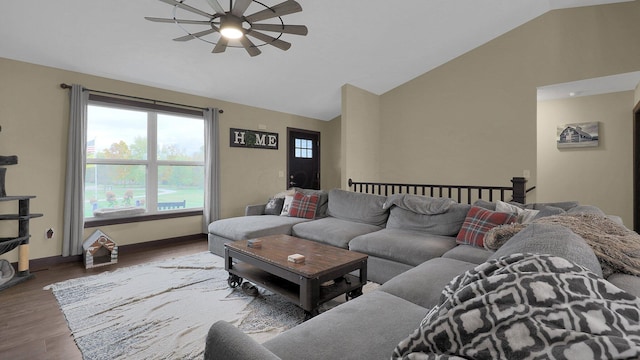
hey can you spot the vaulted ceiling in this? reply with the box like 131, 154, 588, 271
0, 0, 632, 120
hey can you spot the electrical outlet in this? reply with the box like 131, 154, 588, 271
45, 228, 55, 239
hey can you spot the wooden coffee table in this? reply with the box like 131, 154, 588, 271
225, 234, 368, 318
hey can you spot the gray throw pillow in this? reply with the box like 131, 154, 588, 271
473, 199, 496, 211
489, 223, 602, 277
264, 197, 285, 215
532, 205, 565, 220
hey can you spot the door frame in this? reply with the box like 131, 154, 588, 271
286, 127, 321, 189
634, 100, 640, 231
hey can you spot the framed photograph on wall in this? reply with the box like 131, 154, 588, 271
557, 122, 599, 148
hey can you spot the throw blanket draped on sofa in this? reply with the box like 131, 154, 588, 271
484, 213, 640, 277
392, 253, 640, 360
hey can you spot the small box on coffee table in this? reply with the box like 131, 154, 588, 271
247, 239, 262, 248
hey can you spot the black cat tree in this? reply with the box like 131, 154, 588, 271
0, 130, 42, 291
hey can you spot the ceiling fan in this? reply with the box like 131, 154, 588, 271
145, 0, 308, 57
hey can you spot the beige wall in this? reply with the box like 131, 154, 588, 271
636, 81, 640, 105
0, 58, 338, 262
537, 92, 634, 227
341, 84, 381, 188
323, 115, 342, 189
371, 2, 640, 193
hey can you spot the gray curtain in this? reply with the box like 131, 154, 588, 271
63, 84, 88, 256
203, 107, 220, 233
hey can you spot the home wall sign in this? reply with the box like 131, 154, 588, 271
230, 128, 278, 150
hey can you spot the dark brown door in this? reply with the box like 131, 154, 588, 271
287, 128, 320, 189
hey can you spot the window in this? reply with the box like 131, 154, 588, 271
294, 138, 313, 158
85, 97, 205, 219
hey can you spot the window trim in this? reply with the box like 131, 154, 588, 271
85, 94, 205, 221
84, 209, 203, 228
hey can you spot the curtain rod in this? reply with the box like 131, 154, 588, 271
59, 83, 223, 114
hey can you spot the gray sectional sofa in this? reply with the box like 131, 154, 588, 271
205, 188, 640, 359
208, 188, 478, 283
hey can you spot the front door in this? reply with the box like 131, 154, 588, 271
287, 128, 320, 189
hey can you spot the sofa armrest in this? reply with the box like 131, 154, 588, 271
204, 320, 281, 360
245, 203, 267, 216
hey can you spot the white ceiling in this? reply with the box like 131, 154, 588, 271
537, 71, 640, 101
0, 0, 633, 120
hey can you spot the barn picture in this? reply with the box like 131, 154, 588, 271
557, 122, 599, 148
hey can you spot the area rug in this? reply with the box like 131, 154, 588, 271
44, 251, 376, 360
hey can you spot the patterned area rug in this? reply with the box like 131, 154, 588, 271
44, 251, 376, 360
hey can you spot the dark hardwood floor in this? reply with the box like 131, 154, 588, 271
0, 236, 208, 360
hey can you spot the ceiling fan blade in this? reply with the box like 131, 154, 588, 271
159, 0, 212, 18
145, 17, 212, 25
246, 30, 291, 51
250, 23, 308, 36
232, 0, 253, 16
239, 36, 262, 57
245, 0, 302, 23
212, 37, 229, 53
173, 28, 217, 41
205, 0, 225, 14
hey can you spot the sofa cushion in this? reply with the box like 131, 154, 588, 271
441, 244, 491, 264
327, 189, 388, 226
208, 215, 309, 240
379, 257, 478, 309
567, 204, 606, 216
288, 191, 319, 219
292, 217, 383, 249
386, 203, 471, 236
532, 205, 566, 220
473, 199, 496, 211
607, 273, 640, 298
264, 291, 428, 360
349, 229, 458, 267
488, 223, 602, 277
456, 206, 517, 248
524, 201, 579, 211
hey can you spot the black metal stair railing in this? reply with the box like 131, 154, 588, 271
348, 177, 534, 205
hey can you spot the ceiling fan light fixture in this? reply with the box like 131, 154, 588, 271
220, 16, 244, 39
147, 0, 308, 56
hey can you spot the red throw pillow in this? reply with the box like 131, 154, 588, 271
456, 206, 517, 248
288, 192, 320, 219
